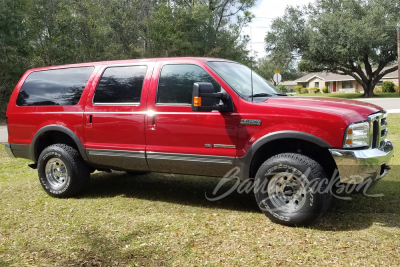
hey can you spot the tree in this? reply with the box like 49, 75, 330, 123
0, 0, 34, 115
255, 55, 305, 83
265, 0, 400, 97
147, 0, 254, 63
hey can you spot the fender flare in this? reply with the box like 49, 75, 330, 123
235, 131, 332, 180
29, 125, 88, 162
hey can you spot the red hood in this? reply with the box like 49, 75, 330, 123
264, 97, 382, 122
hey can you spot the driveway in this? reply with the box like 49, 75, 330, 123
354, 98, 400, 113
0, 126, 7, 143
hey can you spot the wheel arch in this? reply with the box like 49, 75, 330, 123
29, 125, 88, 162
235, 131, 337, 180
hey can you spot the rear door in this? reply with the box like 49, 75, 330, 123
83, 63, 154, 171
145, 60, 240, 176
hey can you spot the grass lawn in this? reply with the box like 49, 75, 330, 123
292, 92, 399, 99
1, 115, 400, 266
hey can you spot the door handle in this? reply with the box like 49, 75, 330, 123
147, 113, 156, 130
86, 114, 92, 128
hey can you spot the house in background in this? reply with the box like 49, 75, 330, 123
293, 66, 399, 93
279, 81, 297, 90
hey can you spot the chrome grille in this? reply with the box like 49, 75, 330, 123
368, 111, 388, 149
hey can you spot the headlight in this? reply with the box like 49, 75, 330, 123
343, 121, 370, 148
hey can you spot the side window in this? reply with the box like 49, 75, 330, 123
157, 64, 221, 104
93, 65, 147, 104
16, 67, 94, 106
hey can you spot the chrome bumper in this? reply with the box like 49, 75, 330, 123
329, 140, 394, 184
4, 144, 16, 158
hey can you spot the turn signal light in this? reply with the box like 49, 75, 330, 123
193, 96, 201, 107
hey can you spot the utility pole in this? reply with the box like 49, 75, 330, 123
398, 24, 400, 97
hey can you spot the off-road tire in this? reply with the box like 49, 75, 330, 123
37, 144, 90, 198
254, 153, 331, 227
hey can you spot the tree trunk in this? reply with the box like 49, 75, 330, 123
362, 82, 377, 97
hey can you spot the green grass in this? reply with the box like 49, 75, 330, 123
292, 92, 399, 99
1, 115, 400, 266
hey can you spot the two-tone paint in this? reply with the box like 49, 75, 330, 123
5, 57, 392, 181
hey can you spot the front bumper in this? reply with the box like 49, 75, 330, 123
5, 143, 16, 158
329, 139, 394, 184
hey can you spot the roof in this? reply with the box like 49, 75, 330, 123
294, 66, 399, 82
280, 81, 297, 86
26, 57, 229, 72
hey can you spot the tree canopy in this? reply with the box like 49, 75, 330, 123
265, 0, 400, 97
0, 0, 255, 118
255, 55, 305, 83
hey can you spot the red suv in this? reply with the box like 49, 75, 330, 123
5, 57, 394, 226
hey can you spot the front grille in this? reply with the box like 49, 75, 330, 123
368, 111, 388, 149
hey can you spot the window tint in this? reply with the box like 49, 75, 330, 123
157, 64, 221, 104
93, 66, 147, 104
16, 67, 94, 106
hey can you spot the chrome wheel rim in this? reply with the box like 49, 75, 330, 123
267, 172, 307, 213
45, 158, 68, 189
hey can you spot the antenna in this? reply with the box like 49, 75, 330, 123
250, 27, 254, 102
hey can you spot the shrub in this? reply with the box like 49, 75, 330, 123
308, 87, 320, 94
300, 88, 308, 94
278, 85, 288, 93
294, 86, 302, 94
374, 86, 382, 93
382, 81, 395, 93
394, 85, 399, 92
321, 87, 328, 93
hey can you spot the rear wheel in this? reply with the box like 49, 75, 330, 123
37, 144, 90, 198
254, 153, 331, 226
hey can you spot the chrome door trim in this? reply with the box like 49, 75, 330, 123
146, 151, 234, 164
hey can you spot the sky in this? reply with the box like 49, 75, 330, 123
243, 0, 313, 59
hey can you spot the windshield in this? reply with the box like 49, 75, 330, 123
207, 61, 283, 99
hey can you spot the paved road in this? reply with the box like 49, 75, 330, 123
0, 126, 7, 143
0, 98, 398, 144
354, 98, 400, 113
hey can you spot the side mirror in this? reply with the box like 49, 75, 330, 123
191, 82, 233, 112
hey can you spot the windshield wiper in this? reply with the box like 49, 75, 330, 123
249, 93, 273, 98
274, 93, 288, 96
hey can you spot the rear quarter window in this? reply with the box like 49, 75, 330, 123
16, 67, 94, 106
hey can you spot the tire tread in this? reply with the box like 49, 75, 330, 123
38, 143, 90, 198
255, 153, 331, 226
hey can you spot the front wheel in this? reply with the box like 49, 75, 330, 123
37, 144, 90, 198
254, 153, 331, 226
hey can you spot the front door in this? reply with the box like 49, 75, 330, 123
333, 81, 337, 92
145, 61, 239, 176
84, 63, 154, 171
